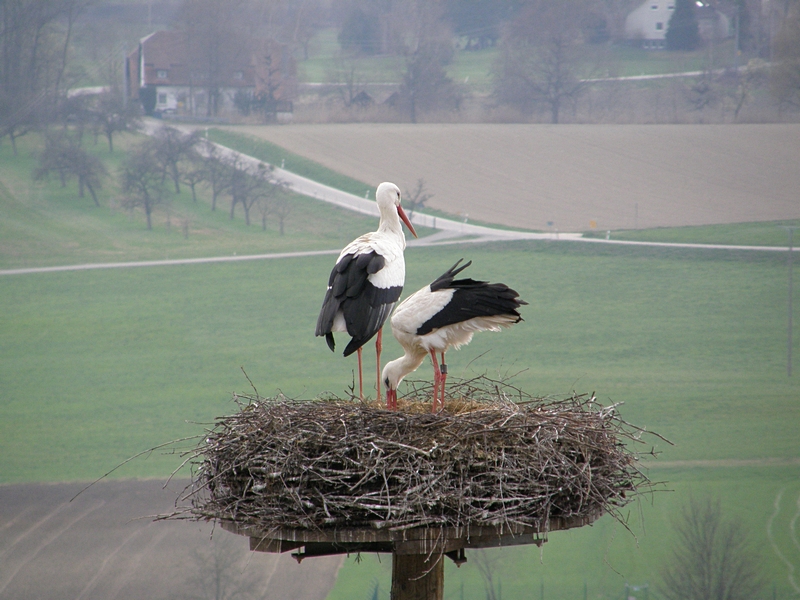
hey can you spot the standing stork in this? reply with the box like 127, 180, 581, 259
316, 182, 417, 400
382, 260, 526, 411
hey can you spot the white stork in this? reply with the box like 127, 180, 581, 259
316, 181, 417, 400
382, 260, 526, 411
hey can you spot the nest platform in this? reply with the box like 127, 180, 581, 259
178, 377, 653, 565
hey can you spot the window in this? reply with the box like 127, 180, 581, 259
667, 4, 674, 8
157, 93, 167, 105
651, 4, 658, 9
656, 22, 664, 30
157, 69, 167, 79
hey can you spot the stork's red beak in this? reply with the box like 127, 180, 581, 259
397, 205, 418, 238
386, 387, 397, 411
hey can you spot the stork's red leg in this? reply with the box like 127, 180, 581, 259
375, 329, 382, 402
429, 349, 442, 412
357, 347, 364, 400
439, 352, 448, 408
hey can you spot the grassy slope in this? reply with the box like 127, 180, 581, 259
0, 133, 381, 269
205, 128, 372, 197
1, 133, 799, 599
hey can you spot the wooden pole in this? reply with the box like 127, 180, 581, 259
391, 552, 444, 600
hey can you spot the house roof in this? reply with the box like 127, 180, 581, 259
138, 30, 256, 88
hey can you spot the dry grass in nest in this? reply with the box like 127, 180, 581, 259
177, 376, 661, 534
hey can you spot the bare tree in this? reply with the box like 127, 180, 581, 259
185, 535, 261, 600
390, 0, 461, 122
34, 132, 107, 206
770, 3, 800, 110
403, 178, 432, 218
326, 55, 372, 109
0, 0, 90, 153
182, 161, 206, 202
201, 143, 232, 212
659, 496, 767, 600
120, 145, 170, 230
726, 59, 768, 121
34, 132, 74, 188
176, 0, 249, 117
493, 0, 599, 123
227, 155, 273, 225
92, 91, 141, 153
470, 549, 502, 600
253, 177, 288, 232
148, 126, 201, 194
271, 191, 292, 235
685, 70, 721, 121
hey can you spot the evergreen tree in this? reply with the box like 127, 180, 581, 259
666, 0, 700, 51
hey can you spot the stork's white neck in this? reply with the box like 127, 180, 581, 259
382, 347, 427, 391
377, 207, 405, 240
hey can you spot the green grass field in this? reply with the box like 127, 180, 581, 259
297, 28, 738, 93
1, 131, 798, 599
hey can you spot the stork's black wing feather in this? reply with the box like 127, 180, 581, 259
316, 250, 400, 355
417, 261, 526, 336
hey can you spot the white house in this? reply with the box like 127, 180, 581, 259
126, 31, 296, 118
625, 1, 676, 49
624, 1, 732, 49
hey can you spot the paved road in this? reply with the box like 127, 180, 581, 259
3, 122, 794, 278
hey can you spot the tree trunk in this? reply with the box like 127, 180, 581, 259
391, 553, 443, 600
171, 164, 180, 193
86, 182, 100, 207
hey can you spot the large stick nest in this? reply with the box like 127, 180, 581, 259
182, 377, 657, 534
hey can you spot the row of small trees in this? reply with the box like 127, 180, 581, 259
34, 124, 292, 233
119, 128, 292, 232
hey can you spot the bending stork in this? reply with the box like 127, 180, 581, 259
316, 182, 417, 400
382, 260, 525, 411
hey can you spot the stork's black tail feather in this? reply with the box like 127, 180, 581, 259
416, 259, 527, 335
429, 259, 473, 292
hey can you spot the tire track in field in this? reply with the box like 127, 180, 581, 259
767, 489, 800, 594
0, 500, 105, 596
0, 504, 35, 535
105, 526, 170, 600
74, 526, 145, 600
0, 499, 71, 564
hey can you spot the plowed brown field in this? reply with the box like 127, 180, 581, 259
0, 480, 341, 600
233, 123, 800, 231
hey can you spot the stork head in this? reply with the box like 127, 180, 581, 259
381, 358, 407, 411
376, 182, 417, 239
382, 352, 425, 410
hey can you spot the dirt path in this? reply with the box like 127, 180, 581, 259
0, 480, 342, 600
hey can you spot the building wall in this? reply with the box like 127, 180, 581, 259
625, 0, 676, 45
